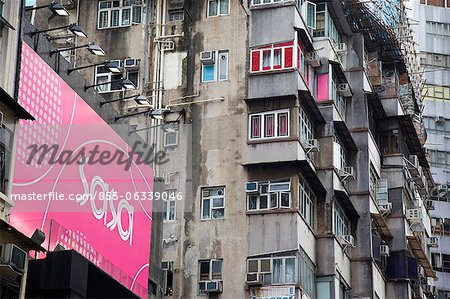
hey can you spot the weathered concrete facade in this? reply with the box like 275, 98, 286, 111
30, 0, 437, 298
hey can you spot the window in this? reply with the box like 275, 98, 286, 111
164, 131, 178, 147
95, 61, 123, 93
98, 0, 142, 29
247, 256, 296, 285
201, 187, 225, 220
207, 0, 229, 17
169, 9, 184, 21
249, 110, 289, 140
331, 76, 346, 119
304, 1, 316, 32
333, 135, 348, 170
127, 70, 139, 89
251, 42, 294, 73
420, 52, 450, 69
201, 50, 228, 82
163, 192, 176, 222
199, 259, 222, 294
313, 3, 341, 44
0, 125, 14, 195
426, 21, 450, 36
162, 262, 174, 296
299, 105, 314, 142
333, 201, 350, 237
248, 179, 291, 211
299, 176, 316, 227
369, 163, 379, 199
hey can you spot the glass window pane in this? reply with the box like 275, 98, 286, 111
278, 113, 288, 136
264, 114, 275, 137
260, 195, 268, 209
99, 11, 109, 28
218, 52, 228, 80
110, 74, 123, 90
263, 50, 271, 69
261, 259, 271, 272
270, 193, 278, 208
248, 260, 258, 272
213, 197, 224, 207
212, 208, 224, 219
202, 199, 210, 219
202, 64, 215, 82
122, 8, 131, 25
199, 261, 210, 280
219, 0, 229, 14
285, 258, 295, 283
95, 76, 109, 92
111, 9, 120, 26
248, 196, 257, 210
273, 259, 282, 283
280, 192, 290, 207
208, 0, 218, 16
132, 5, 142, 23
251, 115, 261, 138
273, 48, 282, 68
212, 260, 222, 279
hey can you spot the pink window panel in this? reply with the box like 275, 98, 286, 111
251, 115, 261, 138
251, 51, 261, 72
264, 114, 275, 137
275, 41, 294, 47
284, 47, 293, 68
278, 113, 289, 136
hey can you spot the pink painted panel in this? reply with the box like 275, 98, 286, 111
317, 73, 329, 101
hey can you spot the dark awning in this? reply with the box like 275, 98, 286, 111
334, 121, 358, 152
294, 27, 314, 52
0, 87, 34, 120
0, 219, 45, 252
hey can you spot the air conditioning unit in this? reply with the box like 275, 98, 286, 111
378, 202, 392, 213
425, 200, 435, 210
305, 52, 321, 67
428, 237, 439, 248
334, 43, 347, 54
124, 58, 140, 69
341, 235, 355, 247
302, 138, 320, 153
200, 51, 215, 64
205, 281, 223, 293
337, 83, 352, 97
0, 243, 27, 273
405, 208, 421, 221
435, 116, 445, 124
161, 40, 175, 51
408, 155, 419, 169
339, 166, 355, 180
380, 245, 390, 257
245, 273, 263, 286
245, 182, 259, 193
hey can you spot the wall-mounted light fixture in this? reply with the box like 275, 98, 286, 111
50, 42, 105, 57
85, 78, 135, 92
100, 94, 147, 107
29, 23, 87, 38
25, 1, 70, 18
68, 60, 122, 74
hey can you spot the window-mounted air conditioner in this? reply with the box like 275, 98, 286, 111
0, 243, 27, 273
302, 139, 320, 153
334, 43, 347, 54
124, 58, 141, 69
428, 237, 439, 248
380, 245, 390, 257
337, 83, 352, 97
305, 52, 321, 67
405, 208, 421, 221
200, 51, 215, 65
339, 166, 355, 180
204, 281, 223, 293
245, 273, 263, 286
341, 235, 355, 247
245, 182, 259, 193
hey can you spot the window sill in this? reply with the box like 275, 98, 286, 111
246, 208, 297, 215
247, 137, 298, 145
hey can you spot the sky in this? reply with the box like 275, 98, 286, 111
25, 0, 36, 6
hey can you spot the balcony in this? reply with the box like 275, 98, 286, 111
243, 138, 315, 170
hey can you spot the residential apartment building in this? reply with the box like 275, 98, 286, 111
0, 1, 42, 298
32, 0, 437, 298
411, 0, 450, 298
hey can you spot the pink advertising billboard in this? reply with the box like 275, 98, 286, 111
11, 42, 152, 298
